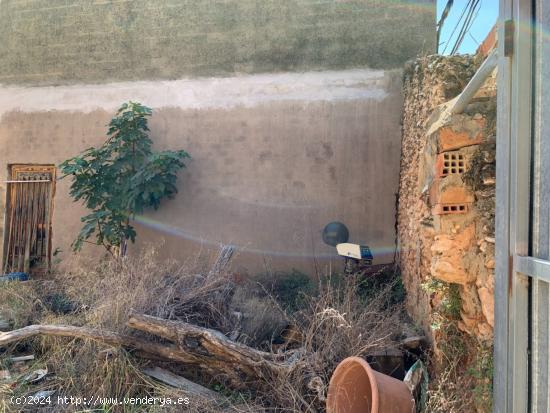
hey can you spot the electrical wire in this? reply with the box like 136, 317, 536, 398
451, 0, 482, 54
451, 0, 478, 54
437, 0, 454, 52
441, 0, 474, 54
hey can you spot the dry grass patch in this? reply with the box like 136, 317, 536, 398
261, 276, 405, 411
0, 251, 408, 412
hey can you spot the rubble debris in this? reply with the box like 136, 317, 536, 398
403, 360, 428, 411
22, 368, 48, 384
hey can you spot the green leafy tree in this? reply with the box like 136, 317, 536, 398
60, 102, 190, 256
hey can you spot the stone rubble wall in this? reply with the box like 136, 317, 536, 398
398, 54, 496, 344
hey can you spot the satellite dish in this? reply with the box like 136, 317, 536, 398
322, 222, 350, 247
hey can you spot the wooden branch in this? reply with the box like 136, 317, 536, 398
142, 366, 225, 402
1, 316, 307, 392
127, 313, 296, 387
209, 244, 235, 276
0, 324, 128, 347
0, 324, 208, 372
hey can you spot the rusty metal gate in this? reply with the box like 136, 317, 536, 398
3, 165, 55, 275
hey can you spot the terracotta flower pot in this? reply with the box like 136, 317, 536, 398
327, 356, 415, 413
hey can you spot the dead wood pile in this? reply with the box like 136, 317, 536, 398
0, 311, 324, 406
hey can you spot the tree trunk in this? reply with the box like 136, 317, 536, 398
127, 313, 297, 388
0, 316, 302, 390
0, 324, 215, 377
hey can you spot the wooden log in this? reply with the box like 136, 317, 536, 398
0, 324, 216, 375
128, 313, 285, 361
127, 313, 296, 388
142, 366, 225, 402
0, 319, 301, 390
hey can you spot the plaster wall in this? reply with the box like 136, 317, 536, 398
0, 69, 403, 273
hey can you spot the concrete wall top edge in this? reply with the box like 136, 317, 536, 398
0, 68, 401, 117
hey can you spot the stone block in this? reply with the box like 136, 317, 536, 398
477, 322, 494, 341
437, 117, 485, 152
477, 286, 494, 327
430, 225, 476, 284
431, 259, 475, 284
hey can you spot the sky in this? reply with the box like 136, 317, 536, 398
436, 0, 499, 55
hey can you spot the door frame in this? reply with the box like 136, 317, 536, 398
494, 0, 550, 411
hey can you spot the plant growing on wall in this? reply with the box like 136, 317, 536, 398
60, 102, 190, 256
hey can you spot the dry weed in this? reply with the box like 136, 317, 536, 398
0, 251, 407, 412
259, 275, 405, 412
425, 322, 493, 413
57, 248, 235, 333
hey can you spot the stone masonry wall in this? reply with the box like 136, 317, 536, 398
398, 54, 497, 344
398, 55, 479, 337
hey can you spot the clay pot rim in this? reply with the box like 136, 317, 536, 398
328, 356, 379, 412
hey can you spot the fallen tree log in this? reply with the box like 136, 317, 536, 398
0, 324, 219, 377
127, 313, 299, 387
0, 320, 331, 413
0, 317, 305, 390
128, 313, 289, 362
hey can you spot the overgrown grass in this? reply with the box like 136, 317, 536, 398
0, 251, 407, 412
265, 275, 405, 411
469, 344, 493, 412
422, 277, 493, 413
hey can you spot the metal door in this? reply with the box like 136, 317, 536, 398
495, 0, 550, 411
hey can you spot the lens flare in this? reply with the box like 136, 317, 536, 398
133, 214, 397, 260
